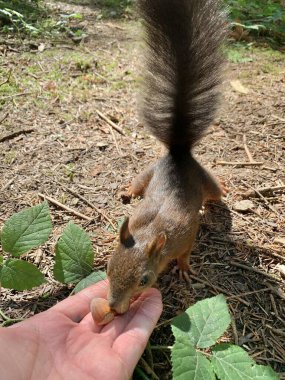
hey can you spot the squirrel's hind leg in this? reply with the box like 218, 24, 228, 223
202, 169, 229, 202
121, 164, 155, 203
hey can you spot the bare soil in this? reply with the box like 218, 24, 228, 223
0, 1, 285, 378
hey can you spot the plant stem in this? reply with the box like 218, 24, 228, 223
133, 366, 151, 380
150, 345, 173, 350
0, 309, 24, 327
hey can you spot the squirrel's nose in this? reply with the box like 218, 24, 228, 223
108, 299, 118, 310
108, 298, 130, 314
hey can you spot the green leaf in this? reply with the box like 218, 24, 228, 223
212, 344, 254, 380
73, 271, 107, 293
172, 295, 231, 349
0, 259, 46, 290
1, 201, 52, 256
251, 364, 279, 380
172, 336, 215, 380
53, 222, 94, 284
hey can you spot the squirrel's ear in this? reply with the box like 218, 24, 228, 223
120, 217, 135, 247
146, 232, 167, 258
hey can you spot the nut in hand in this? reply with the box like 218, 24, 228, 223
90, 297, 115, 326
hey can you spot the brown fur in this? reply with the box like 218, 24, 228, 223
107, 154, 223, 313
107, 0, 227, 314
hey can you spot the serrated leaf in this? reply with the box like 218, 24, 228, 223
1, 201, 52, 256
212, 344, 254, 380
53, 222, 94, 284
172, 336, 215, 380
172, 295, 231, 349
251, 364, 279, 380
0, 259, 46, 290
73, 271, 107, 293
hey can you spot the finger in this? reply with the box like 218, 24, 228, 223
52, 279, 109, 322
81, 293, 143, 340
112, 288, 162, 371
80, 312, 103, 333
99, 298, 138, 343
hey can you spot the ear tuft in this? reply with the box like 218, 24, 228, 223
120, 217, 135, 248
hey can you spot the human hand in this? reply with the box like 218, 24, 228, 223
0, 280, 162, 380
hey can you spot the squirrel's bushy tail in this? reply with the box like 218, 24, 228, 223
138, 0, 226, 152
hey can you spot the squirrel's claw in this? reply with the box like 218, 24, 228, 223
172, 263, 196, 285
219, 179, 230, 197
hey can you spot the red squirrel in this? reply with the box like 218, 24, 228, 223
107, 0, 227, 314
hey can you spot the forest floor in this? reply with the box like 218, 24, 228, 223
0, 1, 285, 378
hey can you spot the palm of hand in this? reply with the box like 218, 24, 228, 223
1, 281, 162, 380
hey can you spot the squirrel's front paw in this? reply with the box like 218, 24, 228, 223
172, 260, 196, 285
119, 191, 132, 204
219, 179, 230, 197
118, 185, 133, 204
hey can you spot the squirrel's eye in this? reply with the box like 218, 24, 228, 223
140, 275, 149, 287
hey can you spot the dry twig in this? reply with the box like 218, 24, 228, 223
230, 261, 279, 282
0, 128, 34, 143
242, 185, 285, 199
62, 186, 117, 230
38, 193, 93, 221
191, 275, 250, 306
0, 113, 9, 124
215, 160, 264, 167
0, 69, 12, 87
96, 109, 125, 135
243, 134, 255, 163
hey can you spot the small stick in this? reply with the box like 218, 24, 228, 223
0, 128, 34, 143
38, 193, 93, 221
108, 125, 123, 156
265, 325, 285, 338
96, 109, 125, 135
227, 287, 271, 299
0, 92, 31, 100
105, 22, 125, 31
243, 134, 254, 163
191, 275, 250, 306
265, 282, 285, 300
0, 112, 8, 124
261, 165, 278, 172
230, 261, 279, 281
0, 69, 12, 87
215, 161, 263, 167
62, 186, 117, 230
242, 185, 285, 198
156, 317, 175, 329
270, 294, 279, 317
240, 179, 280, 216
271, 114, 285, 122
1, 177, 15, 191
230, 314, 239, 345
139, 357, 159, 380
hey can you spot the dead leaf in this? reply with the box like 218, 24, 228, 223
90, 164, 103, 177
230, 80, 249, 94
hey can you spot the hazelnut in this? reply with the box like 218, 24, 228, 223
90, 297, 115, 326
